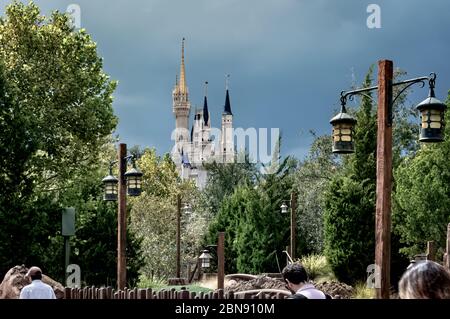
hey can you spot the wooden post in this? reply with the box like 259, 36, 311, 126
217, 232, 225, 290
375, 60, 393, 299
426, 241, 436, 261
64, 287, 71, 299
176, 193, 181, 278
290, 192, 297, 260
118, 143, 127, 290
445, 223, 450, 270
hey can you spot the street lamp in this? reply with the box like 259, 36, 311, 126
330, 97, 357, 154
102, 166, 119, 201
329, 60, 446, 299
101, 143, 143, 290
195, 233, 225, 289
124, 158, 143, 196
279, 192, 298, 261
199, 249, 213, 269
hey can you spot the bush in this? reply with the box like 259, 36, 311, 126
352, 282, 375, 299
136, 274, 166, 289
298, 254, 335, 281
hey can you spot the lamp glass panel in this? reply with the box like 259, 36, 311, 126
340, 128, 351, 135
341, 135, 352, 142
430, 114, 441, 121
430, 122, 442, 129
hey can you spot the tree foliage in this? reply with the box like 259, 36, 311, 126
129, 148, 206, 280
294, 133, 341, 254
205, 152, 297, 274
323, 66, 418, 284
0, 1, 122, 283
393, 92, 450, 259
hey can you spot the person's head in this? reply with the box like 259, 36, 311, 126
26, 266, 42, 281
399, 260, 450, 299
282, 263, 309, 293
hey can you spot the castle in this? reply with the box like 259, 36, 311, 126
171, 39, 235, 189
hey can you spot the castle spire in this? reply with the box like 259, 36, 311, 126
179, 38, 187, 93
203, 81, 209, 126
224, 74, 232, 115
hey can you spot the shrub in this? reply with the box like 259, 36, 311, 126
299, 254, 335, 281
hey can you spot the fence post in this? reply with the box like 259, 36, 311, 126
180, 290, 190, 299
64, 287, 71, 299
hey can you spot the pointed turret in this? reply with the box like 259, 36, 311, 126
224, 90, 232, 115
179, 38, 187, 94
224, 75, 232, 115
172, 38, 191, 157
203, 81, 209, 126
221, 74, 234, 164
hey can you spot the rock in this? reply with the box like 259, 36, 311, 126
315, 281, 354, 299
224, 275, 355, 299
0, 265, 65, 299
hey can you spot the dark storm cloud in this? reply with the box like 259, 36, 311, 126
1, 0, 449, 159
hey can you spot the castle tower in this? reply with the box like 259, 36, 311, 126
221, 75, 234, 163
172, 38, 191, 158
200, 81, 211, 163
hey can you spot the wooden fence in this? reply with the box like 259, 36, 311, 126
63, 287, 289, 300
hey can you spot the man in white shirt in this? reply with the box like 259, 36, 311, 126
282, 263, 331, 299
19, 266, 56, 299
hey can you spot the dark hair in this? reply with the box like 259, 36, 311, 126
282, 263, 308, 284
399, 260, 450, 299
30, 271, 42, 281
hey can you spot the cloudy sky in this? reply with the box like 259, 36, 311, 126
2, 0, 450, 160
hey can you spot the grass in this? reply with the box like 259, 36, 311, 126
136, 274, 166, 289
352, 281, 375, 299
298, 254, 336, 282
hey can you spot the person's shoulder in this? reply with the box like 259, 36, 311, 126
288, 293, 308, 299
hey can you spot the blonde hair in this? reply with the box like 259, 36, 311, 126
399, 260, 450, 299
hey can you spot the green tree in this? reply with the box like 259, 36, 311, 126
0, 1, 118, 280
200, 152, 258, 218
393, 92, 450, 259
205, 151, 297, 274
130, 148, 204, 280
323, 67, 378, 284
0, 1, 117, 193
294, 133, 341, 254
323, 66, 417, 284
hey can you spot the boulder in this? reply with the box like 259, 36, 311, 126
0, 265, 65, 299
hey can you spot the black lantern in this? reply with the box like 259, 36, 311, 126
280, 201, 288, 214
102, 168, 119, 201
199, 249, 212, 268
416, 74, 447, 142
330, 99, 357, 154
124, 160, 143, 196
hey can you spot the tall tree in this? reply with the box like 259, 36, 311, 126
323, 66, 416, 284
393, 92, 450, 259
323, 67, 378, 284
129, 148, 203, 280
294, 133, 341, 254
205, 152, 297, 274
0, 1, 117, 280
